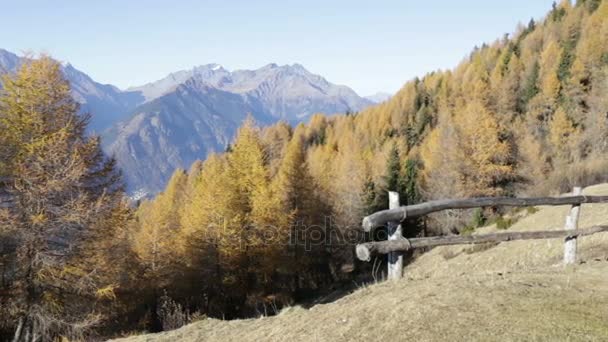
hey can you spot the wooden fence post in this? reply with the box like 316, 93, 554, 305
564, 186, 582, 265
387, 191, 403, 280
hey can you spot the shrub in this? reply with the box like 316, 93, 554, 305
461, 226, 476, 236
472, 208, 486, 228
157, 291, 190, 332
496, 216, 516, 230
526, 206, 539, 214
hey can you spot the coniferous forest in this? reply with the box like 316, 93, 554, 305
1, 0, 608, 340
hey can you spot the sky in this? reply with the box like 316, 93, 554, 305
0, 0, 556, 95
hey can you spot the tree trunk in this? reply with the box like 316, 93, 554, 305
11, 317, 23, 342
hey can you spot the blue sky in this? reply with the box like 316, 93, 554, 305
0, 0, 555, 95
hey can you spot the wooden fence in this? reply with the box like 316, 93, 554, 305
357, 187, 608, 281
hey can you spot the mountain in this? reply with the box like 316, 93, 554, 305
0, 49, 144, 133
365, 92, 392, 103
110, 63, 373, 195
127, 64, 228, 103
61, 63, 144, 132
129, 63, 373, 122
0, 49, 21, 74
0, 49, 375, 195
104, 79, 275, 196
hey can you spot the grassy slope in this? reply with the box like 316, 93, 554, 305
114, 184, 608, 342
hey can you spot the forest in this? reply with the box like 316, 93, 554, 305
1, 0, 608, 340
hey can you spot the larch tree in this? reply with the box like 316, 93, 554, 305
0, 56, 127, 341
326, 126, 369, 276
419, 112, 467, 232
133, 169, 187, 288
260, 121, 292, 177
510, 118, 548, 194
583, 67, 608, 155
541, 41, 563, 101
496, 53, 523, 120
272, 125, 331, 289
548, 106, 578, 163
420, 112, 461, 199
179, 154, 242, 314
453, 101, 514, 197
223, 118, 286, 298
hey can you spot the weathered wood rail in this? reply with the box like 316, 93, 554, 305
363, 193, 608, 231
357, 225, 608, 262
359, 187, 608, 280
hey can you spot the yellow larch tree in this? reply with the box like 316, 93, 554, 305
549, 106, 578, 163
420, 112, 462, 199
133, 169, 187, 286
453, 101, 514, 197
540, 41, 563, 101
0, 56, 128, 341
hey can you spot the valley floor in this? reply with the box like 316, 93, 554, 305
113, 184, 608, 342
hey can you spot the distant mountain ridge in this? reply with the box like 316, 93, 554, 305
0, 49, 375, 196
0, 49, 144, 133
129, 62, 372, 122
365, 92, 392, 103
109, 62, 373, 195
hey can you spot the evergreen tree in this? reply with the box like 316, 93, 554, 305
385, 145, 403, 195
520, 61, 540, 109
370, 144, 404, 213
402, 159, 421, 206
527, 18, 536, 32
557, 12, 582, 86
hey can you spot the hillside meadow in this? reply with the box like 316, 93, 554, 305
112, 184, 608, 342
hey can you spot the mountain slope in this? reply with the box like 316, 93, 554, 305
365, 92, 392, 103
127, 64, 229, 103
112, 184, 608, 342
0, 49, 20, 74
62, 63, 144, 133
0, 49, 144, 132
0, 49, 375, 195
104, 79, 274, 195
130, 63, 372, 122
111, 63, 373, 194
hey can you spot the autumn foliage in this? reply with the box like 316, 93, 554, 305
2, 1, 608, 340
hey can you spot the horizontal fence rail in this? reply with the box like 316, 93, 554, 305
359, 187, 608, 279
362, 195, 608, 231
356, 225, 608, 261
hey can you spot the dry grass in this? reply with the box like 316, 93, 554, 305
112, 184, 608, 342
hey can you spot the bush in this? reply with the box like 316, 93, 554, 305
526, 206, 539, 214
495, 216, 516, 230
461, 226, 476, 235
157, 291, 191, 332
472, 208, 486, 228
